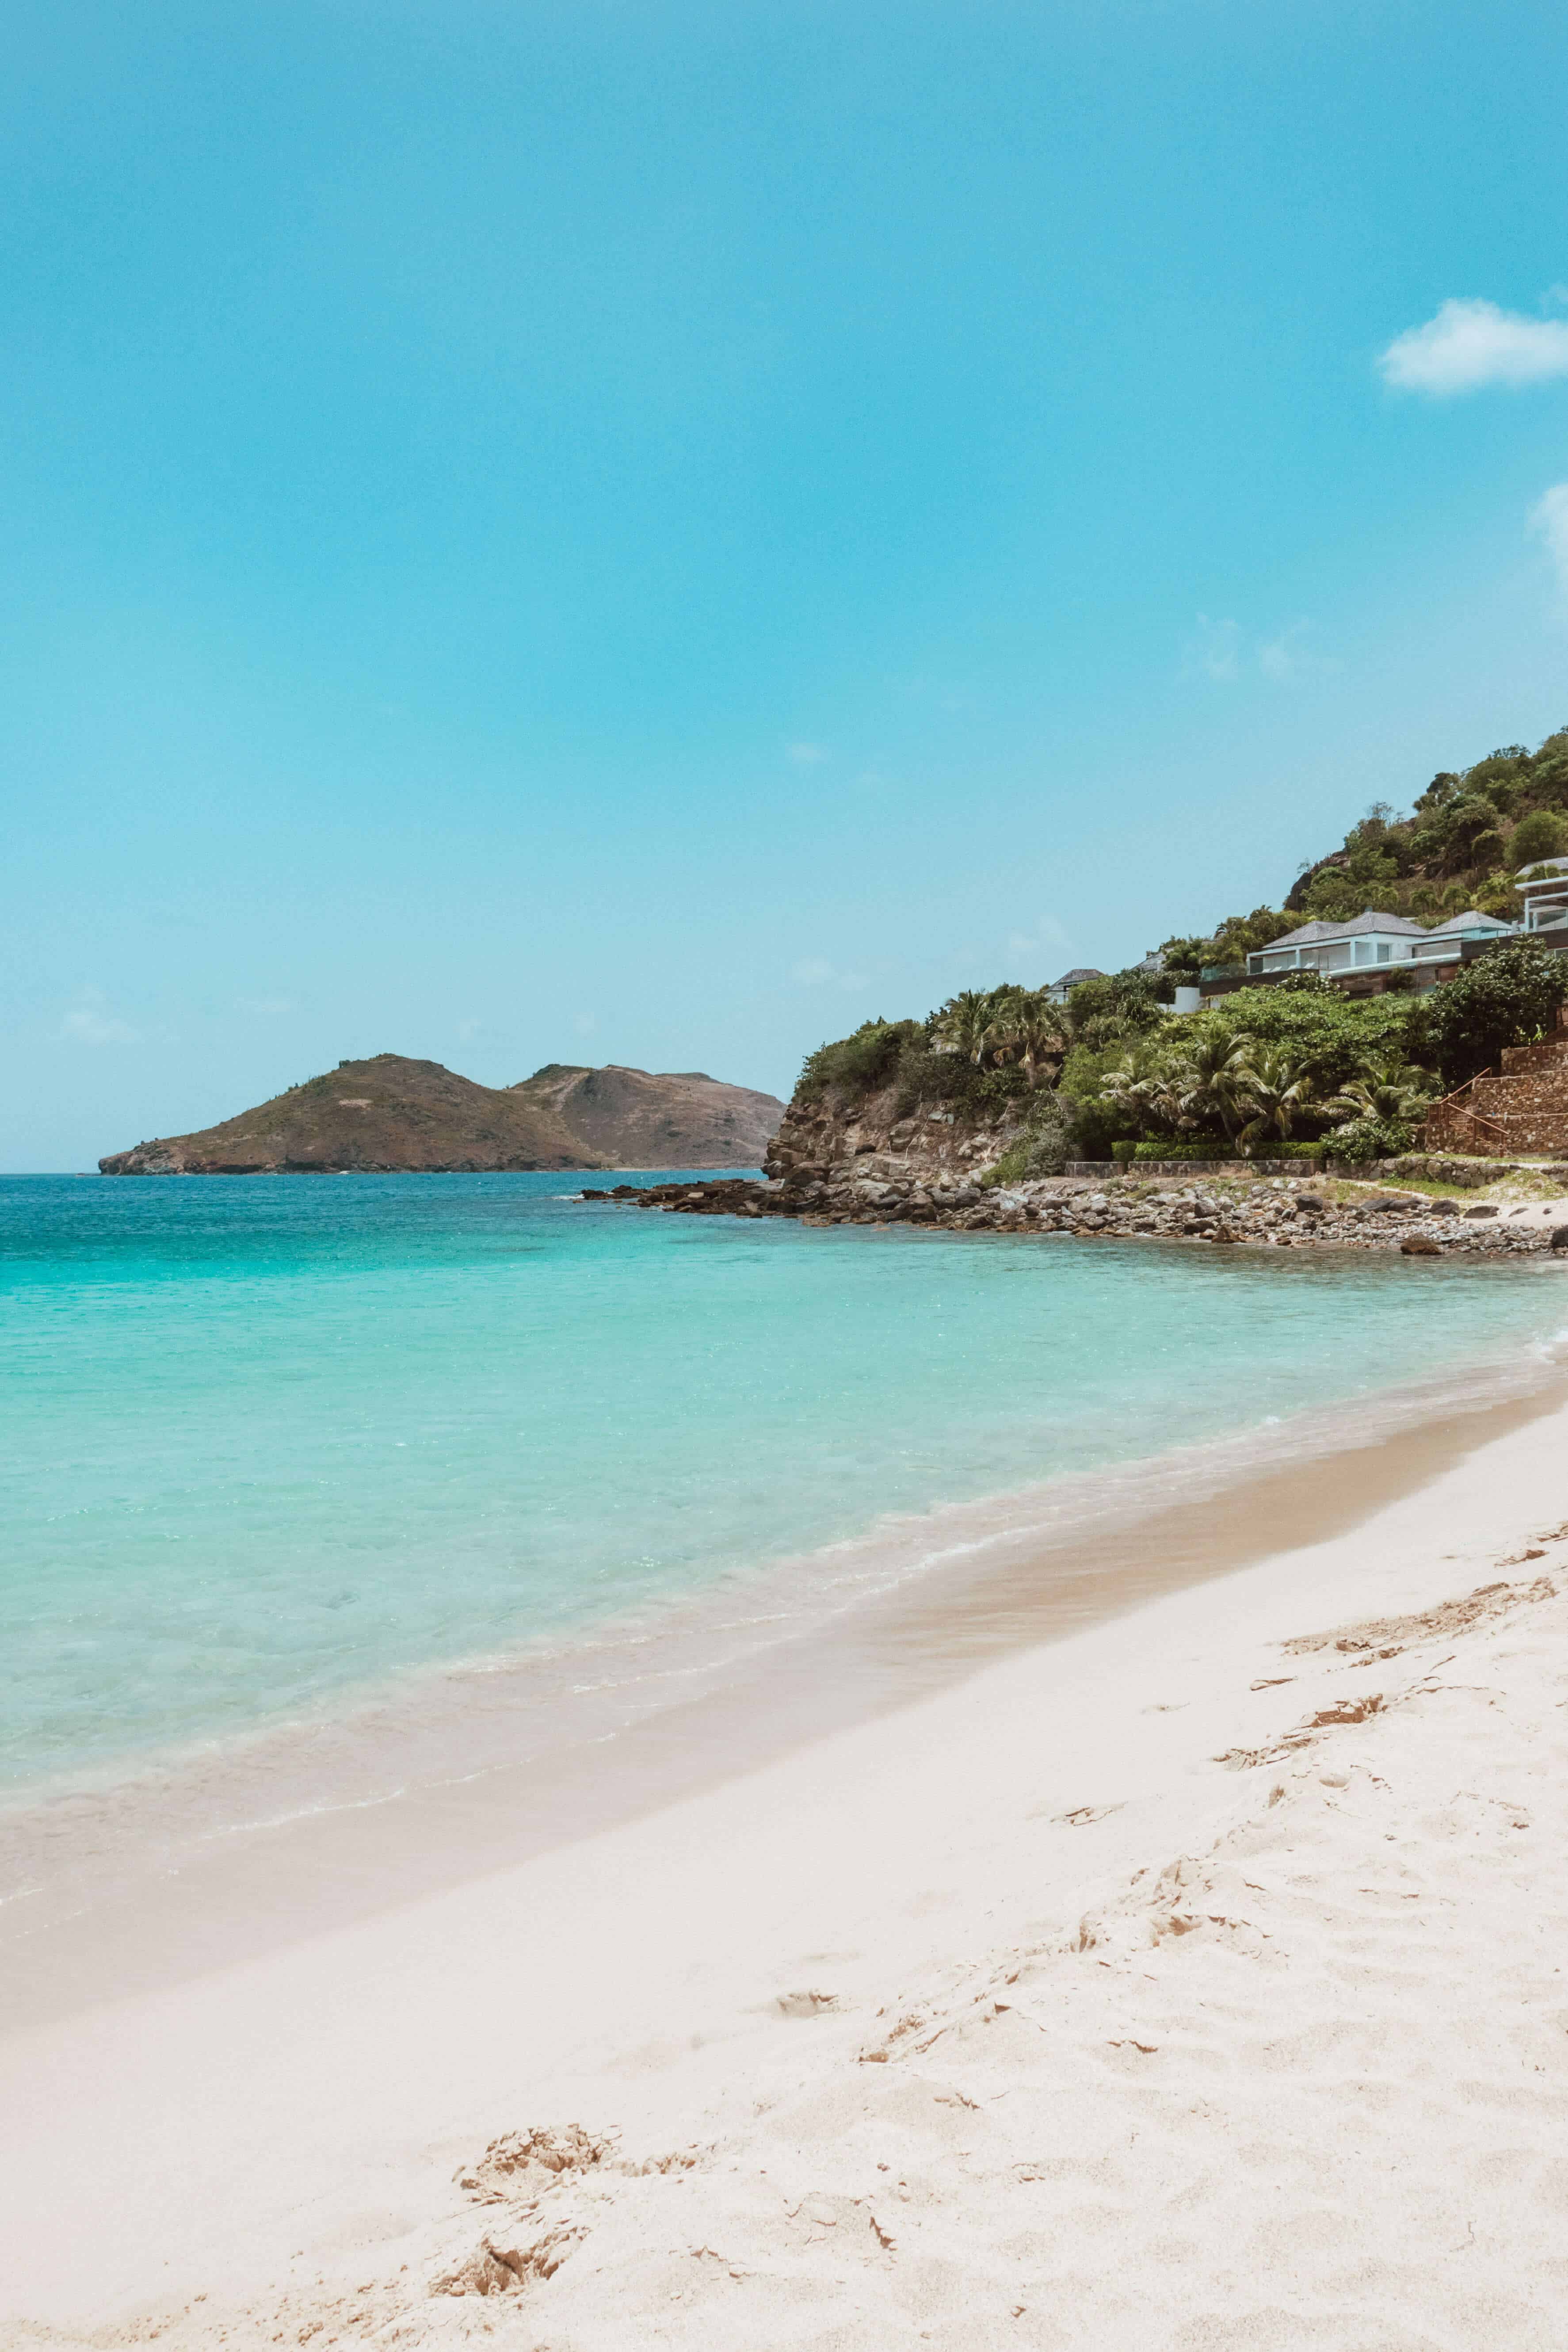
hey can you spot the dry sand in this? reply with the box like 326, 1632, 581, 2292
6, 1392, 1568, 2349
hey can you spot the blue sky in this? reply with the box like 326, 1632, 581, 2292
6, 1, 1568, 1168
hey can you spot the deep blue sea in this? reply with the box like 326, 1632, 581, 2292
4, 1172, 1565, 1803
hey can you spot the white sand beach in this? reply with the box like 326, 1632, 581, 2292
7, 1387, 1568, 2350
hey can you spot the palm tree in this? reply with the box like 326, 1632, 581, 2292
1175, 1028, 1254, 1144
1235, 1046, 1316, 1152
1326, 1055, 1436, 1127
932, 990, 999, 1066
986, 988, 1068, 1088
1100, 1052, 1187, 1136
1140, 1061, 1193, 1136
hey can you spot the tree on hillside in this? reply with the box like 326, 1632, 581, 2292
1177, 1029, 1255, 1145
1064, 969, 1164, 1050
1511, 809, 1568, 868
1234, 1047, 1315, 1152
985, 988, 1065, 1088
1406, 939, 1568, 1088
932, 991, 1000, 1066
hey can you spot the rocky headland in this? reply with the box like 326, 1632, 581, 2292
599, 1050, 1566, 1254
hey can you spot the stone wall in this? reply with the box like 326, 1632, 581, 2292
1427, 1038, 1568, 1156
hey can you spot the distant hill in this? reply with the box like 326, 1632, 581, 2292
510, 1063, 785, 1168
98, 1054, 784, 1175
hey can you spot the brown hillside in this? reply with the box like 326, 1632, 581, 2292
98, 1055, 607, 1175
509, 1064, 784, 1168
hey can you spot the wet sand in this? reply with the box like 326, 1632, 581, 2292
4, 1352, 1566, 2036
6, 1371, 1568, 2344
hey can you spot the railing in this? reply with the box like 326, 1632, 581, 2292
1424, 1070, 1505, 1153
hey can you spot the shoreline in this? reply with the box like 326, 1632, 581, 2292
5, 1371, 1568, 2341
607, 1165, 1568, 1253
4, 1338, 1567, 2040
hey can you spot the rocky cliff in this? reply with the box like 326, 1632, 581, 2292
510, 1063, 784, 1168
99, 1054, 786, 1176
760, 1075, 1028, 1210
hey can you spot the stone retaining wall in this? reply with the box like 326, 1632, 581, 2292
1427, 1037, 1568, 1156
1068, 1159, 1323, 1179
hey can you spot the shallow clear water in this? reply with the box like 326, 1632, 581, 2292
3, 1172, 1563, 1796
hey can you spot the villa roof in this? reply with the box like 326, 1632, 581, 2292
1053, 966, 1104, 986
1516, 857, 1568, 880
1419, 909, 1515, 938
1264, 910, 1427, 950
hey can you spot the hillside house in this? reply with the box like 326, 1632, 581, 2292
1208, 906, 1520, 1001
1519, 857, 1568, 939
1045, 966, 1105, 1005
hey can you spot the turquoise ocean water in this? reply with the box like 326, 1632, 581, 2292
4, 1172, 1565, 1806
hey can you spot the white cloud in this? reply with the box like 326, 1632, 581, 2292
1531, 483, 1568, 601
1183, 615, 1241, 682
787, 741, 828, 766
1258, 622, 1340, 683
1185, 614, 1338, 685
1378, 298, 1568, 395
1006, 915, 1072, 963
61, 990, 141, 1046
456, 1017, 482, 1042
791, 957, 870, 989
572, 1011, 597, 1036
237, 995, 297, 1017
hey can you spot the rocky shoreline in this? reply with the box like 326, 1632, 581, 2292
580, 1172, 1568, 1256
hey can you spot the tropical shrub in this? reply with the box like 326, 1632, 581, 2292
1130, 1138, 1241, 1161
894, 1034, 1030, 1118
1326, 1116, 1416, 1164
983, 1094, 1079, 1183
1128, 1138, 1324, 1161
1404, 937, 1568, 1087
798, 1019, 921, 1100
1186, 989, 1412, 1092
1324, 1056, 1436, 1130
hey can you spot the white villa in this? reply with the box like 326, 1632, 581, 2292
1244, 906, 1517, 983
1518, 857, 1568, 937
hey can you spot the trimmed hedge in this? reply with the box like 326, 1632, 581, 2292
1130, 1138, 1323, 1162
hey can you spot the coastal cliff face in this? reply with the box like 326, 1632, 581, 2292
761, 1077, 1027, 1210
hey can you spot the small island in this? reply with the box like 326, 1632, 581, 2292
98, 1054, 785, 1175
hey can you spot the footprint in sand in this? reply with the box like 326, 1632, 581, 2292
774, 1989, 842, 2018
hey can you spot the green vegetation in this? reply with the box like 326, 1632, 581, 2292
797, 1018, 923, 1099
980, 1094, 1078, 1184
792, 729, 1568, 1170
1404, 936, 1568, 1087
1128, 1138, 1322, 1162
1145, 727, 1568, 983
